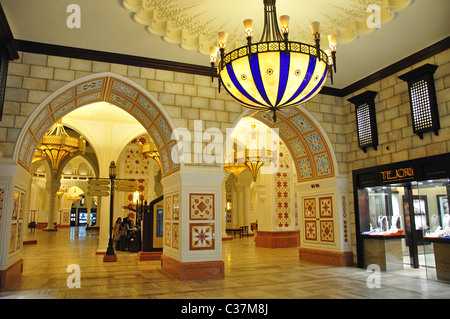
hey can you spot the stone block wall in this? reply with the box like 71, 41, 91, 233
343, 48, 450, 258
1, 51, 348, 175
1, 47, 448, 261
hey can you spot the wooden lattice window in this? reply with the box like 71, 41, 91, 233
398, 64, 439, 139
348, 91, 378, 153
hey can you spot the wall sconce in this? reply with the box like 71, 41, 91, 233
398, 64, 439, 139
348, 91, 378, 153
133, 190, 140, 205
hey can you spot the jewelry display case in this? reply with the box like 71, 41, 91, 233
353, 153, 450, 281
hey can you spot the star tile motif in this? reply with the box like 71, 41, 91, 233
190, 223, 215, 250
319, 197, 333, 218
305, 221, 317, 241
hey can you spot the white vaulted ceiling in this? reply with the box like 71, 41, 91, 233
1, 0, 449, 89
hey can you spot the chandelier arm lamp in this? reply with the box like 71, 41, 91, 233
210, 0, 337, 123
36, 120, 86, 174
223, 142, 248, 182
226, 124, 274, 182
138, 141, 161, 168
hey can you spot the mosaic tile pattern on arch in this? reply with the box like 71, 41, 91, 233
252, 107, 334, 183
18, 75, 180, 179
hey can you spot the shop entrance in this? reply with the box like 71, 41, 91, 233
353, 153, 450, 281
357, 180, 449, 276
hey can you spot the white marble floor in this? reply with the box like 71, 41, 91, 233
1, 227, 449, 301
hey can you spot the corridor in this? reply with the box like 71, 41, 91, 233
1, 227, 449, 299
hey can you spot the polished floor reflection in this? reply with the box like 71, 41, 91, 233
1, 227, 449, 299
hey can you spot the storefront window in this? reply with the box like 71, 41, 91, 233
414, 179, 450, 237
359, 185, 405, 236
354, 154, 450, 281
413, 179, 450, 280
356, 177, 450, 280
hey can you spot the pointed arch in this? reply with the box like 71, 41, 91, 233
14, 72, 179, 178
227, 106, 338, 183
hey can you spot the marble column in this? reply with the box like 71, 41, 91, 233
85, 195, 92, 227
221, 178, 232, 240
231, 187, 238, 226
160, 167, 225, 280
243, 186, 251, 228
236, 184, 244, 226
44, 178, 60, 231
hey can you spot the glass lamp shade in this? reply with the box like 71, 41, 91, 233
109, 161, 117, 178
218, 44, 328, 121
38, 122, 85, 174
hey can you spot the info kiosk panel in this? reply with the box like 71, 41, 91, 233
152, 199, 164, 250
142, 195, 163, 252
353, 153, 450, 281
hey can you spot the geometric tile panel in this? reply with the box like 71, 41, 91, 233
190, 223, 215, 251
190, 194, 214, 220
165, 222, 171, 247
303, 196, 335, 244
275, 173, 291, 228
289, 138, 306, 157
305, 132, 325, 153
319, 196, 333, 218
9, 223, 17, 254
0, 188, 4, 223
315, 153, 332, 176
17, 75, 179, 179
342, 195, 349, 244
298, 158, 313, 179
291, 114, 314, 133
9, 188, 25, 255
305, 220, 317, 241
172, 223, 179, 249
320, 220, 334, 242
172, 194, 180, 221
277, 141, 291, 170
304, 198, 316, 219
165, 195, 172, 220
276, 122, 297, 139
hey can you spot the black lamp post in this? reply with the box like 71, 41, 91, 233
104, 161, 117, 260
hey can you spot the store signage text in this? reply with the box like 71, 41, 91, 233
380, 167, 414, 182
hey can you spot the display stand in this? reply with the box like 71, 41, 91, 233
424, 237, 450, 282
362, 235, 404, 271
138, 196, 163, 261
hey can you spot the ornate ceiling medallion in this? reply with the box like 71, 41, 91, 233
122, 0, 410, 55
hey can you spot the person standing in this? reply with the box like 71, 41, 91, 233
113, 217, 122, 250
119, 217, 130, 251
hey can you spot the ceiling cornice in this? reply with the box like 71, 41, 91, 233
341, 36, 450, 97
14, 36, 450, 99
0, 4, 18, 60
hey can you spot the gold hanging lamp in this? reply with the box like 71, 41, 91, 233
37, 120, 86, 174
235, 124, 274, 182
224, 143, 248, 182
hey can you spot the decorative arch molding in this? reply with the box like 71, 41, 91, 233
228, 106, 337, 183
252, 107, 337, 183
14, 72, 179, 178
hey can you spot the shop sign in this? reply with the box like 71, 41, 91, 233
380, 167, 414, 182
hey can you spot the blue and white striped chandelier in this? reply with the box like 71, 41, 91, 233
210, 0, 337, 123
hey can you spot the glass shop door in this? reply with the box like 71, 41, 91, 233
411, 178, 450, 280
358, 184, 421, 270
